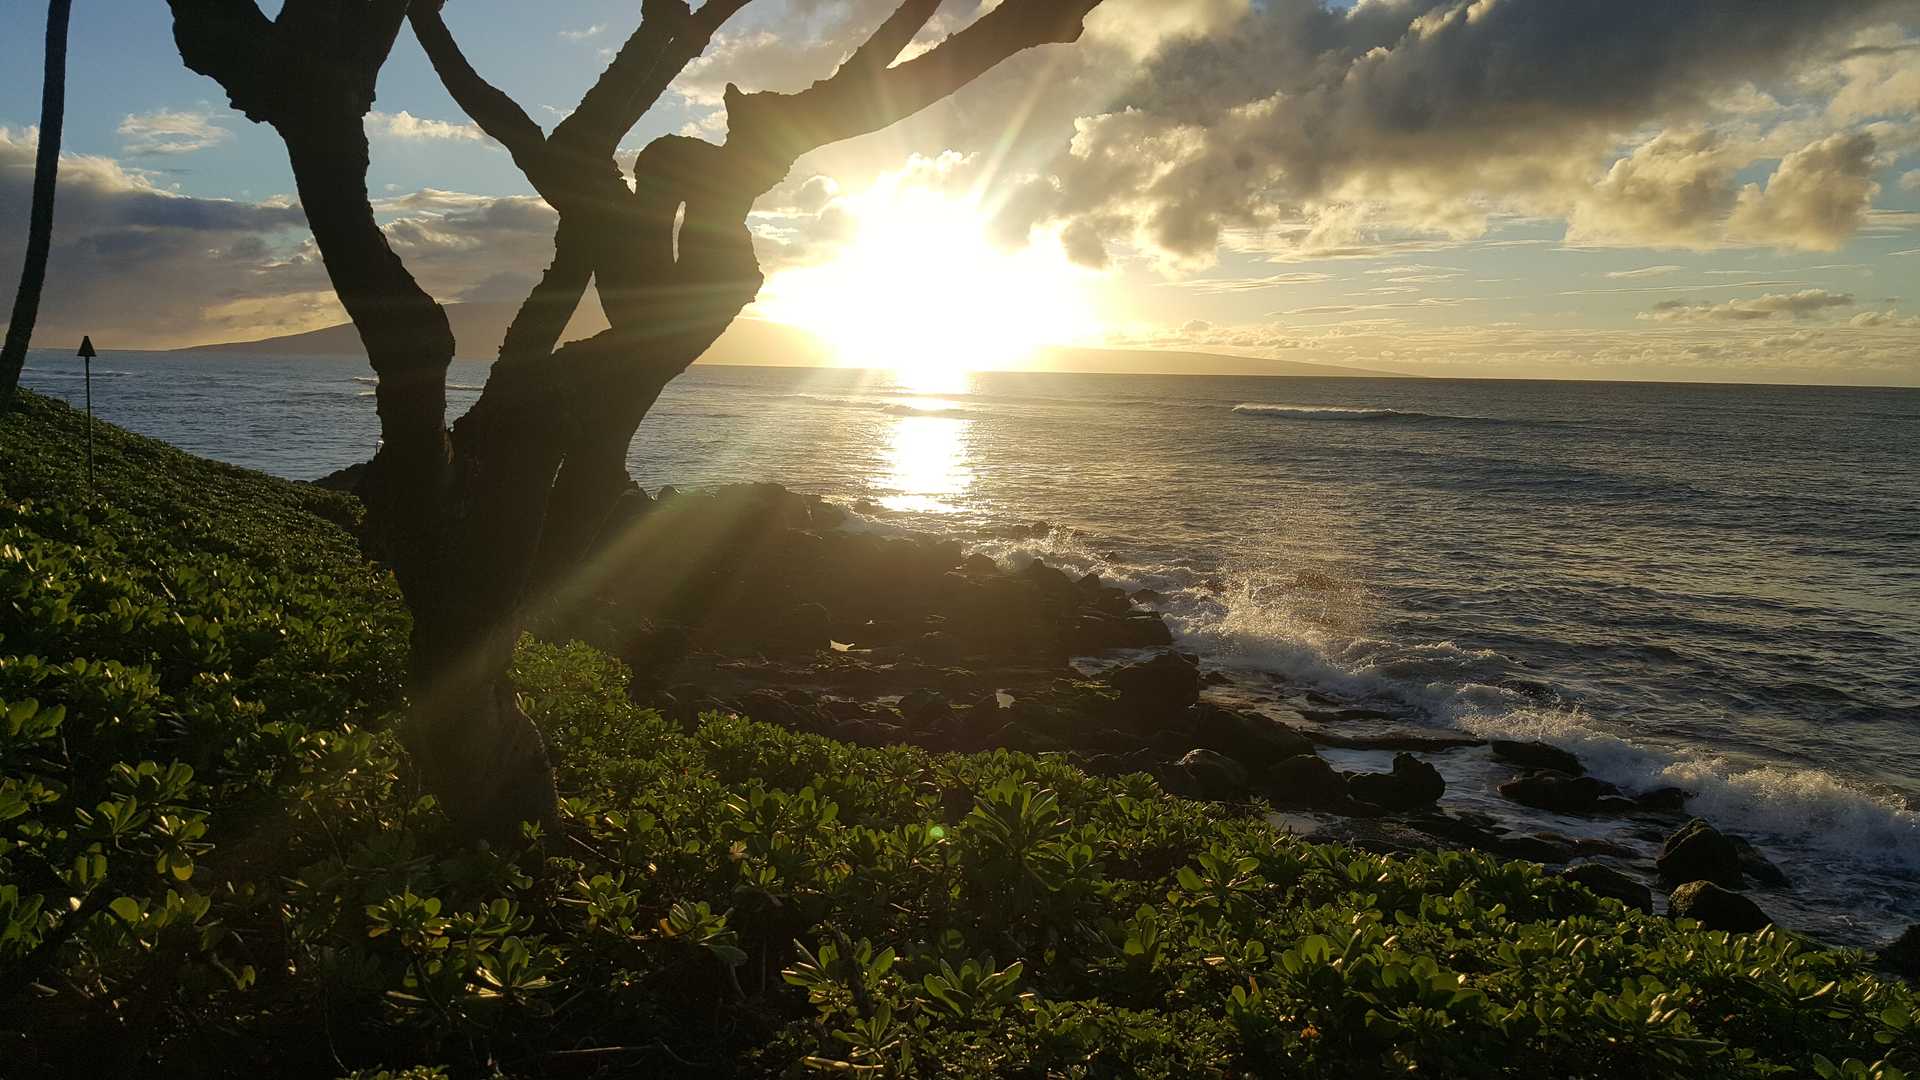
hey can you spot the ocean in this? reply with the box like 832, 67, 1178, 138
20, 350, 1920, 945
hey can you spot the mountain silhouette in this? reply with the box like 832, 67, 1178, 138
177, 302, 1410, 377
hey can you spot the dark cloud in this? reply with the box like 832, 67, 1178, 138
1004, 0, 1920, 262
0, 129, 574, 347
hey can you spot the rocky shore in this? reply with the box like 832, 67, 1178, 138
323, 473, 1914, 966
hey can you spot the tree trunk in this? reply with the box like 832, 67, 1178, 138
160, 0, 1107, 843
282, 114, 564, 842
0, 0, 73, 407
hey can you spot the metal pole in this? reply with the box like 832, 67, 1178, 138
84, 353, 93, 493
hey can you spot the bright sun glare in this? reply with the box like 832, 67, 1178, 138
755, 173, 1098, 383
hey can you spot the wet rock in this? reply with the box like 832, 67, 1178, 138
911, 630, 966, 663
1730, 835, 1792, 888
1168, 748, 1251, 800
1668, 880, 1771, 933
1490, 739, 1584, 776
1102, 651, 1202, 715
1347, 753, 1446, 811
310, 460, 368, 494
1301, 706, 1399, 723
1498, 771, 1622, 814
776, 602, 832, 650
1497, 833, 1576, 863
1018, 560, 1077, 598
735, 688, 830, 733
1309, 730, 1484, 753
896, 689, 953, 728
1263, 754, 1352, 810
1635, 787, 1692, 813
1185, 703, 1314, 769
1657, 819, 1744, 888
1562, 863, 1654, 913
1880, 924, 1920, 979
1070, 612, 1174, 651
1593, 795, 1640, 815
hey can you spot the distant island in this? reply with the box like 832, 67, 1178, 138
171, 302, 1414, 378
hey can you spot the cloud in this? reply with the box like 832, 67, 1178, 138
0, 129, 583, 349
559, 23, 606, 41
1566, 130, 1737, 249
998, 0, 1917, 265
1850, 308, 1920, 327
117, 108, 232, 156
0, 127, 314, 346
366, 111, 488, 142
1604, 265, 1684, 279
1820, 28, 1920, 122
1728, 132, 1882, 251
1639, 288, 1856, 323
1900, 169, 1920, 192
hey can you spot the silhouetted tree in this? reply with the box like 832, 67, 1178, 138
165, 0, 1106, 838
0, 0, 75, 407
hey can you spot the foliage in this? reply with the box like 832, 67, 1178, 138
1, 392, 1915, 1077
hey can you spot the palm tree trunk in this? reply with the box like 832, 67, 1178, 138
0, 0, 74, 408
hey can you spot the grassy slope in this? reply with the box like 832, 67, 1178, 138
0, 390, 1914, 1079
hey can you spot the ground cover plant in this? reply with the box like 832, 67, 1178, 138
2, 391, 1916, 1077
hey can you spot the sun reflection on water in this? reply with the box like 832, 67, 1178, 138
875, 370, 975, 514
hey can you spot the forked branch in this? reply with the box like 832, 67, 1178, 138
550, 0, 757, 159
409, 0, 549, 180
722, 0, 1101, 185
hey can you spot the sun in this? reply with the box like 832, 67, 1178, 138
753, 171, 1098, 380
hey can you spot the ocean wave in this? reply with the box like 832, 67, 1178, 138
22, 367, 135, 378
350, 376, 485, 392
785, 392, 976, 418
1162, 568, 1920, 882
1232, 403, 1495, 423
1458, 706, 1920, 874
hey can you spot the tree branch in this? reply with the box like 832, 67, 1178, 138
409, 0, 549, 179
166, 0, 278, 121
550, 0, 756, 158
722, 0, 1101, 189
841, 0, 944, 77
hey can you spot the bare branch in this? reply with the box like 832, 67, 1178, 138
409, 1, 550, 181
840, 0, 944, 77
494, 222, 595, 370
551, 0, 755, 157
723, 0, 1101, 187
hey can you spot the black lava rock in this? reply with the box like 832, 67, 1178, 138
1347, 753, 1446, 812
1668, 880, 1771, 933
1490, 739, 1584, 776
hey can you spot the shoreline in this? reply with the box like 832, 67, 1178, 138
409, 475, 1911, 953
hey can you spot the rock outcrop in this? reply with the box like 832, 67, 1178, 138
1668, 880, 1771, 933
1490, 739, 1584, 776
1347, 753, 1445, 811
1498, 771, 1622, 814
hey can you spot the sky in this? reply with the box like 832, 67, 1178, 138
3, 0, 1920, 385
